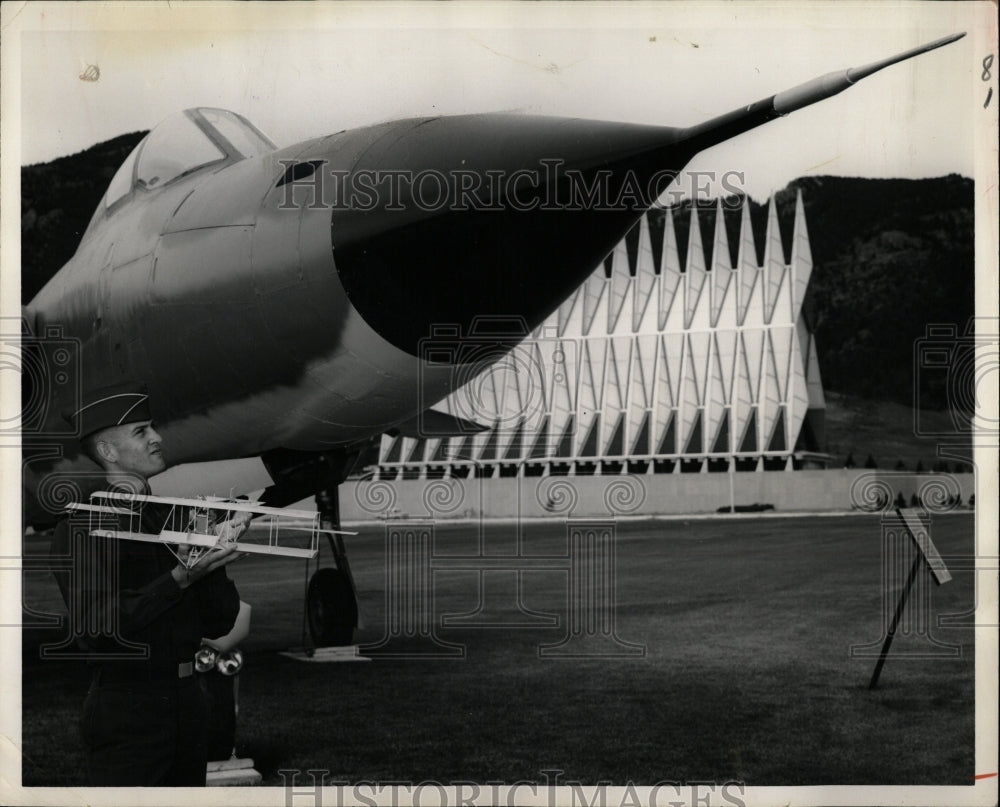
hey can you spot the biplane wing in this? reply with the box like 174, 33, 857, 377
64, 491, 358, 568
92, 490, 352, 522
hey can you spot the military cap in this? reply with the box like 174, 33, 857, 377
64, 382, 153, 439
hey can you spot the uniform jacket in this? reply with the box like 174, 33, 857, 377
49, 486, 240, 671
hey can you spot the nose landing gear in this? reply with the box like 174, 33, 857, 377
305, 486, 359, 647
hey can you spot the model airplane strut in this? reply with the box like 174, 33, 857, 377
65, 491, 357, 569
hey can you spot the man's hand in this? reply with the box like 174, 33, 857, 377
171, 544, 244, 589
214, 511, 252, 545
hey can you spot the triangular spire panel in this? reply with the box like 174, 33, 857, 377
496, 359, 526, 458
406, 437, 427, 464
769, 326, 794, 403
604, 337, 631, 414
577, 414, 601, 457
652, 337, 676, 451
740, 328, 765, 404
711, 408, 730, 455
450, 435, 476, 462
683, 409, 704, 455
631, 334, 657, 411
503, 419, 525, 461
600, 338, 630, 450
738, 407, 758, 454
710, 199, 735, 328
758, 339, 782, 449
656, 410, 676, 456
557, 286, 582, 338
528, 415, 551, 460
659, 211, 683, 330
633, 214, 658, 332
576, 339, 606, 450
705, 339, 728, 456
521, 340, 548, 433
430, 438, 449, 463
475, 425, 499, 462
767, 406, 787, 452
736, 199, 760, 327
714, 329, 738, 406
732, 336, 755, 456
608, 239, 632, 334
787, 353, 810, 454
684, 207, 710, 330
687, 331, 712, 407
805, 329, 826, 409
660, 333, 685, 409
678, 335, 705, 454
604, 412, 626, 457
791, 189, 813, 321
547, 338, 577, 450
762, 199, 787, 326
581, 269, 608, 337
630, 410, 651, 456
381, 434, 401, 464
553, 415, 575, 458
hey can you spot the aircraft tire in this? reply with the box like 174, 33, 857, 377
307, 567, 357, 646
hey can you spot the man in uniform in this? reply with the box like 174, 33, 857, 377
50, 382, 246, 786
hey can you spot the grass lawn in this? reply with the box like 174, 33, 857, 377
21, 513, 977, 787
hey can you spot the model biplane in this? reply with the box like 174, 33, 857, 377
65, 491, 356, 570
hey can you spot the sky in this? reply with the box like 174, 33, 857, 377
7, 2, 989, 202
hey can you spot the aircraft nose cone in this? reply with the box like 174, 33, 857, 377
322, 114, 692, 358
335, 200, 638, 358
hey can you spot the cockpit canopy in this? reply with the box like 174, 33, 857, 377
103, 108, 276, 208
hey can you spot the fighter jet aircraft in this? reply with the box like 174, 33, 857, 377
21, 33, 964, 644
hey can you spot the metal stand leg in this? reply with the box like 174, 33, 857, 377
868, 552, 923, 690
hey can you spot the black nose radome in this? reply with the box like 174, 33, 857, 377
328, 114, 695, 358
